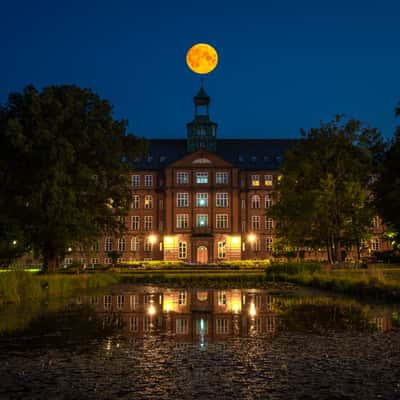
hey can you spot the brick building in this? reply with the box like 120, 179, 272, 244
71, 87, 388, 266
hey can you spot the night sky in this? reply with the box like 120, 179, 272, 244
2, 0, 400, 139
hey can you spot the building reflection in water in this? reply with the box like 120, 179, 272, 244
78, 288, 279, 342
76, 287, 397, 344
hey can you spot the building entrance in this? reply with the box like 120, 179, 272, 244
196, 246, 208, 264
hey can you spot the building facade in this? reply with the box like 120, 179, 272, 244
70, 87, 389, 266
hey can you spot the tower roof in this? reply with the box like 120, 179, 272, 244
194, 86, 210, 105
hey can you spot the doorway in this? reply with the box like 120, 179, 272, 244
197, 246, 208, 264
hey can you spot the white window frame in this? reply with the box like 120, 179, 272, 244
176, 214, 189, 229
144, 195, 153, 209
132, 195, 140, 209
216, 319, 229, 334
144, 175, 153, 187
178, 242, 187, 259
216, 172, 228, 184
196, 172, 208, 184
177, 172, 189, 184
177, 193, 189, 207
265, 217, 273, 231
217, 242, 226, 259
251, 215, 261, 230
196, 214, 208, 228
216, 192, 228, 208
251, 195, 261, 208
131, 236, 139, 251
216, 214, 229, 229
265, 237, 273, 251
132, 216, 140, 230
196, 192, 208, 207
265, 195, 273, 209
104, 237, 113, 251
251, 175, 260, 186
144, 216, 153, 231
118, 238, 126, 252
132, 175, 140, 188
264, 175, 273, 186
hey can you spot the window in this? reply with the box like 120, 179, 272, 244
131, 237, 139, 251
176, 214, 189, 229
90, 296, 99, 305
144, 316, 151, 332
216, 193, 228, 208
217, 290, 227, 305
216, 172, 228, 184
177, 172, 189, 184
196, 214, 208, 227
251, 175, 260, 186
104, 295, 112, 310
179, 290, 187, 305
144, 195, 153, 209
217, 242, 226, 259
252, 239, 261, 251
264, 175, 273, 186
179, 242, 187, 259
265, 217, 273, 231
92, 241, 99, 251
144, 175, 153, 187
132, 195, 140, 209
64, 258, 73, 265
265, 237, 273, 251
132, 216, 140, 230
177, 193, 189, 207
132, 175, 140, 188
372, 216, 380, 229
216, 214, 229, 229
117, 295, 125, 309
196, 193, 208, 207
371, 239, 380, 251
216, 319, 229, 334
143, 295, 151, 305
130, 316, 139, 332
91, 258, 98, 265
118, 238, 126, 252
130, 295, 138, 310
104, 257, 112, 265
176, 318, 189, 334
104, 237, 113, 251
241, 199, 246, 209
196, 172, 208, 184
144, 239, 152, 252
251, 195, 261, 208
144, 216, 152, 231
265, 195, 273, 209
251, 216, 261, 230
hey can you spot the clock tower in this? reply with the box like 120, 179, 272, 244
186, 86, 217, 152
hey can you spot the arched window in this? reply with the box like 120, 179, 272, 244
118, 238, 126, 252
104, 237, 113, 251
265, 195, 273, 209
251, 195, 261, 209
179, 242, 187, 259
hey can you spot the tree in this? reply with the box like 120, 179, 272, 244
375, 103, 400, 235
268, 116, 384, 264
0, 85, 146, 272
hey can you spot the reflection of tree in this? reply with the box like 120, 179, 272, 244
278, 299, 375, 333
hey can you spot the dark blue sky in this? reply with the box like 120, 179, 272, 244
2, 0, 400, 139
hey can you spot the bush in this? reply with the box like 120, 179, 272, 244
266, 261, 322, 276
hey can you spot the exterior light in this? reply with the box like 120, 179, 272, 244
165, 303, 171, 312
232, 303, 240, 313
148, 235, 157, 244
148, 304, 156, 316
231, 236, 241, 245
164, 236, 173, 245
247, 234, 256, 243
12, 240, 17, 246
249, 303, 256, 317
67, 247, 72, 252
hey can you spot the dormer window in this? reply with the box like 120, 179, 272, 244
196, 172, 208, 184
264, 175, 273, 186
251, 156, 257, 163
251, 175, 260, 186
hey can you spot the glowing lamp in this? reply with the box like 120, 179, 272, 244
231, 236, 241, 245
12, 240, 17, 246
232, 303, 240, 314
148, 235, 157, 244
148, 305, 156, 316
247, 234, 256, 243
249, 303, 256, 317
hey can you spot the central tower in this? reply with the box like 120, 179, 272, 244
186, 86, 217, 152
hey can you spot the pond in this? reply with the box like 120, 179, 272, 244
1, 284, 400, 399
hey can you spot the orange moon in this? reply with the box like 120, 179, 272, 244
186, 43, 218, 74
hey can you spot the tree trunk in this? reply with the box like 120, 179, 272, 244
43, 248, 59, 273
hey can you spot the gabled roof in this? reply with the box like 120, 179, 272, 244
133, 138, 297, 170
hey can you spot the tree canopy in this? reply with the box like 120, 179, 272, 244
0, 85, 146, 271
268, 116, 384, 263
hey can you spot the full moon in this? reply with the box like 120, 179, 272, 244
186, 43, 218, 74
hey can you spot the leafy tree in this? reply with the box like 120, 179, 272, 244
375, 103, 400, 234
269, 116, 384, 264
0, 85, 146, 272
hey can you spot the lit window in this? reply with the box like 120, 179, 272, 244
251, 195, 261, 208
131, 237, 139, 251
178, 242, 187, 259
131, 216, 140, 230
104, 237, 113, 251
216, 214, 229, 229
64, 257, 73, 265
144, 195, 153, 209
132, 195, 140, 209
251, 216, 261, 230
196, 172, 208, 184
196, 214, 208, 227
265, 237, 273, 251
217, 242, 226, 259
177, 193, 189, 207
177, 172, 189, 184
196, 193, 208, 207
251, 175, 260, 186
176, 318, 189, 334
132, 175, 140, 188
144, 216, 153, 231
216, 172, 228, 184
264, 175, 273, 186
118, 238, 126, 252
179, 290, 187, 305
372, 216, 380, 229
216, 319, 229, 334
265, 217, 274, 231
371, 239, 380, 251
144, 175, 153, 187
216, 193, 228, 207
176, 214, 189, 229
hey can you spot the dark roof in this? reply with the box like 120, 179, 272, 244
134, 138, 298, 170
